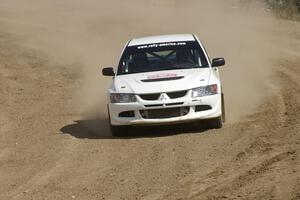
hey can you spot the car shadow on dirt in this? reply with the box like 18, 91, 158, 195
60, 117, 111, 139
60, 117, 211, 139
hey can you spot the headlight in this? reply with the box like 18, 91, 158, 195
191, 84, 218, 98
110, 93, 137, 103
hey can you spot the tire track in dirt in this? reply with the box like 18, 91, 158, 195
0, 31, 86, 199
1, 3, 300, 199
158, 60, 300, 200
1, 32, 299, 200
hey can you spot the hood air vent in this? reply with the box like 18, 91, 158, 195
141, 76, 184, 82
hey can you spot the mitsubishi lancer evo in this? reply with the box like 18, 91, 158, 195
102, 34, 225, 136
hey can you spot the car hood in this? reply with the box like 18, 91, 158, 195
112, 68, 212, 94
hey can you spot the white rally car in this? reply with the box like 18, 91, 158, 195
102, 34, 225, 136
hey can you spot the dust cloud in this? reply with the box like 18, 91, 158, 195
0, 0, 277, 122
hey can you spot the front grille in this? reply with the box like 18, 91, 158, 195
145, 104, 164, 108
139, 90, 188, 101
140, 107, 190, 119
165, 102, 184, 106
139, 93, 160, 101
166, 91, 187, 99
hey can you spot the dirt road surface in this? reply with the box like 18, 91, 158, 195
0, 1, 300, 199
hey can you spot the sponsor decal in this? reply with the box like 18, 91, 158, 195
137, 42, 186, 49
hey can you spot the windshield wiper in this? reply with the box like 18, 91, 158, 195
192, 65, 201, 68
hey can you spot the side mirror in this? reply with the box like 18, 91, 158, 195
211, 58, 225, 67
102, 67, 115, 76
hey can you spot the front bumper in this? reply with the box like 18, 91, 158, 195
108, 93, 222, 126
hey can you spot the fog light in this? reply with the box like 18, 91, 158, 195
118, 111, 135, 118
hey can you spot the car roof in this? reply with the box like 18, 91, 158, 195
128, 34, 196, 46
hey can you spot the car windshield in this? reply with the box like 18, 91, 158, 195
117, 41, 209, 75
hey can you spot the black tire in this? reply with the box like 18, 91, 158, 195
221, 93, 226, 123
210, 116, 223, 129
107, 105, 129, 137
207, 93, 225, 129
110, 124, 128, 137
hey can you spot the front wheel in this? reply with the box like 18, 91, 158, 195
209, 116, 223, 129
221, 93, 226, 123
107, 105, 128, 137
207, 93, 225, 129
110, 125, 128, 137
